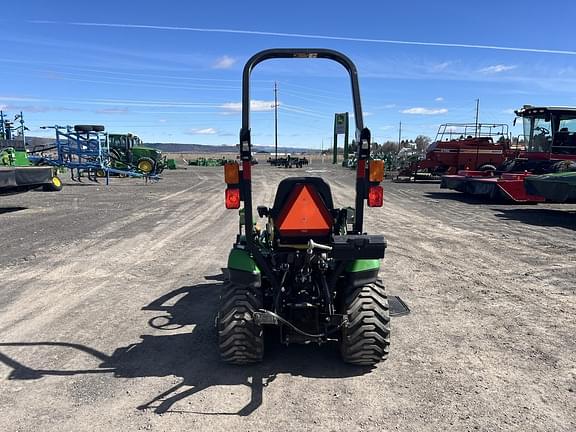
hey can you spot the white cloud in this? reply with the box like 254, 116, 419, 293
212, 55, 236, 69
479, 64, 517, 74
401, 107, 448, 115
434, 97, 444, 102
96, 107, 128, 114
0, 103, 80, 113
158, 119, 167, 123
220, 100, 276, 112
431, 62, 451, 72
349, 111, 373, 118
188, 127, 218, 135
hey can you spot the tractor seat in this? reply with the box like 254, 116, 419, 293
269, 177, 335, 242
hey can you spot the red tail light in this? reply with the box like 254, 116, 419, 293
225, 187, 241, 209
368, 185, 383, 207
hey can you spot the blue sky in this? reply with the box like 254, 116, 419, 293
1, 1, 575, 148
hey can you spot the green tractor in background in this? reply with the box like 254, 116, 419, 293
108, 133, 167, 175
188, 156, 232, 167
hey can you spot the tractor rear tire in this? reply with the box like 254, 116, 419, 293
137, 158, 155, 174
74, 125, 105, 133
478, 164, 497, 172
217, 282, 264, 364
340, 279, 390, 366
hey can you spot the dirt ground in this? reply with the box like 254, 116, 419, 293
0, 163, 575, 432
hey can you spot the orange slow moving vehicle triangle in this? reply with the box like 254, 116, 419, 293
277, 184, 332, 236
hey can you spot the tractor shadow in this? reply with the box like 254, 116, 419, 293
55, 182, 99, 187
424, 191, 533, 206
495, 208, 576, 230
0, 206, 27, 214
397, 179, 442, 185
0, 280, 374, 416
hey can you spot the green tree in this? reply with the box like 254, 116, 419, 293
415, 135, 432, 152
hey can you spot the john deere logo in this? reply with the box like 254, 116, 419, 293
335, 113, 347, 134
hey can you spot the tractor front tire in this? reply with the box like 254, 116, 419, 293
217, 282, 264, 364
43, 176, 63, 192
340, 279, 390, 366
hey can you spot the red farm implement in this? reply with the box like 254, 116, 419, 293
441, 106, 576, 202
398, 123, 514, 181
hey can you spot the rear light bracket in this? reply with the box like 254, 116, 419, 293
331, 234, 387, 260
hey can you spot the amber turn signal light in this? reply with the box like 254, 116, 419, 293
367, 185, 383, 207
369, 159, 384, 182
224, 162, 240, 184
225, 187, 241, 209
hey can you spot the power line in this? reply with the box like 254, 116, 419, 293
30, 20, 576, 56
274, 81, 278, 162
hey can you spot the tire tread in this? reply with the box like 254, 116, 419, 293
341, 279, 390, 366
217, 282, 264, 364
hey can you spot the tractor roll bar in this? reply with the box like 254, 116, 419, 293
240, 48, 366, 159
238, 49, 371, 251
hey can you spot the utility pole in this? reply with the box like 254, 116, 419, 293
0, 110, 4, 140
398, 121, 402, 149
474, 98, 480, 138
14, 112, 26, 147
274, 81, 278, 163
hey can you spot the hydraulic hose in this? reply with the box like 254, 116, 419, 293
257, 309, 345, 339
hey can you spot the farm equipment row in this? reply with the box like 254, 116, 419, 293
441, 106, 576, 203
30, 125, 167, 182
187, 157, 233, 167
384, 105, 576, 203
268, 155, 309, 168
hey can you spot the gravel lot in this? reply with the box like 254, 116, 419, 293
1, 164, 575, 431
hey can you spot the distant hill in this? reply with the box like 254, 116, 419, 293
1, 137, 54, 149
145, 142, 316, 154
145, 143, 238, 153
6, 137, 316, 154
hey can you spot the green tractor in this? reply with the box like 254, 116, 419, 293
107, 133, 166, 175
218, 49, 389, 366
187, 156, 231, 167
